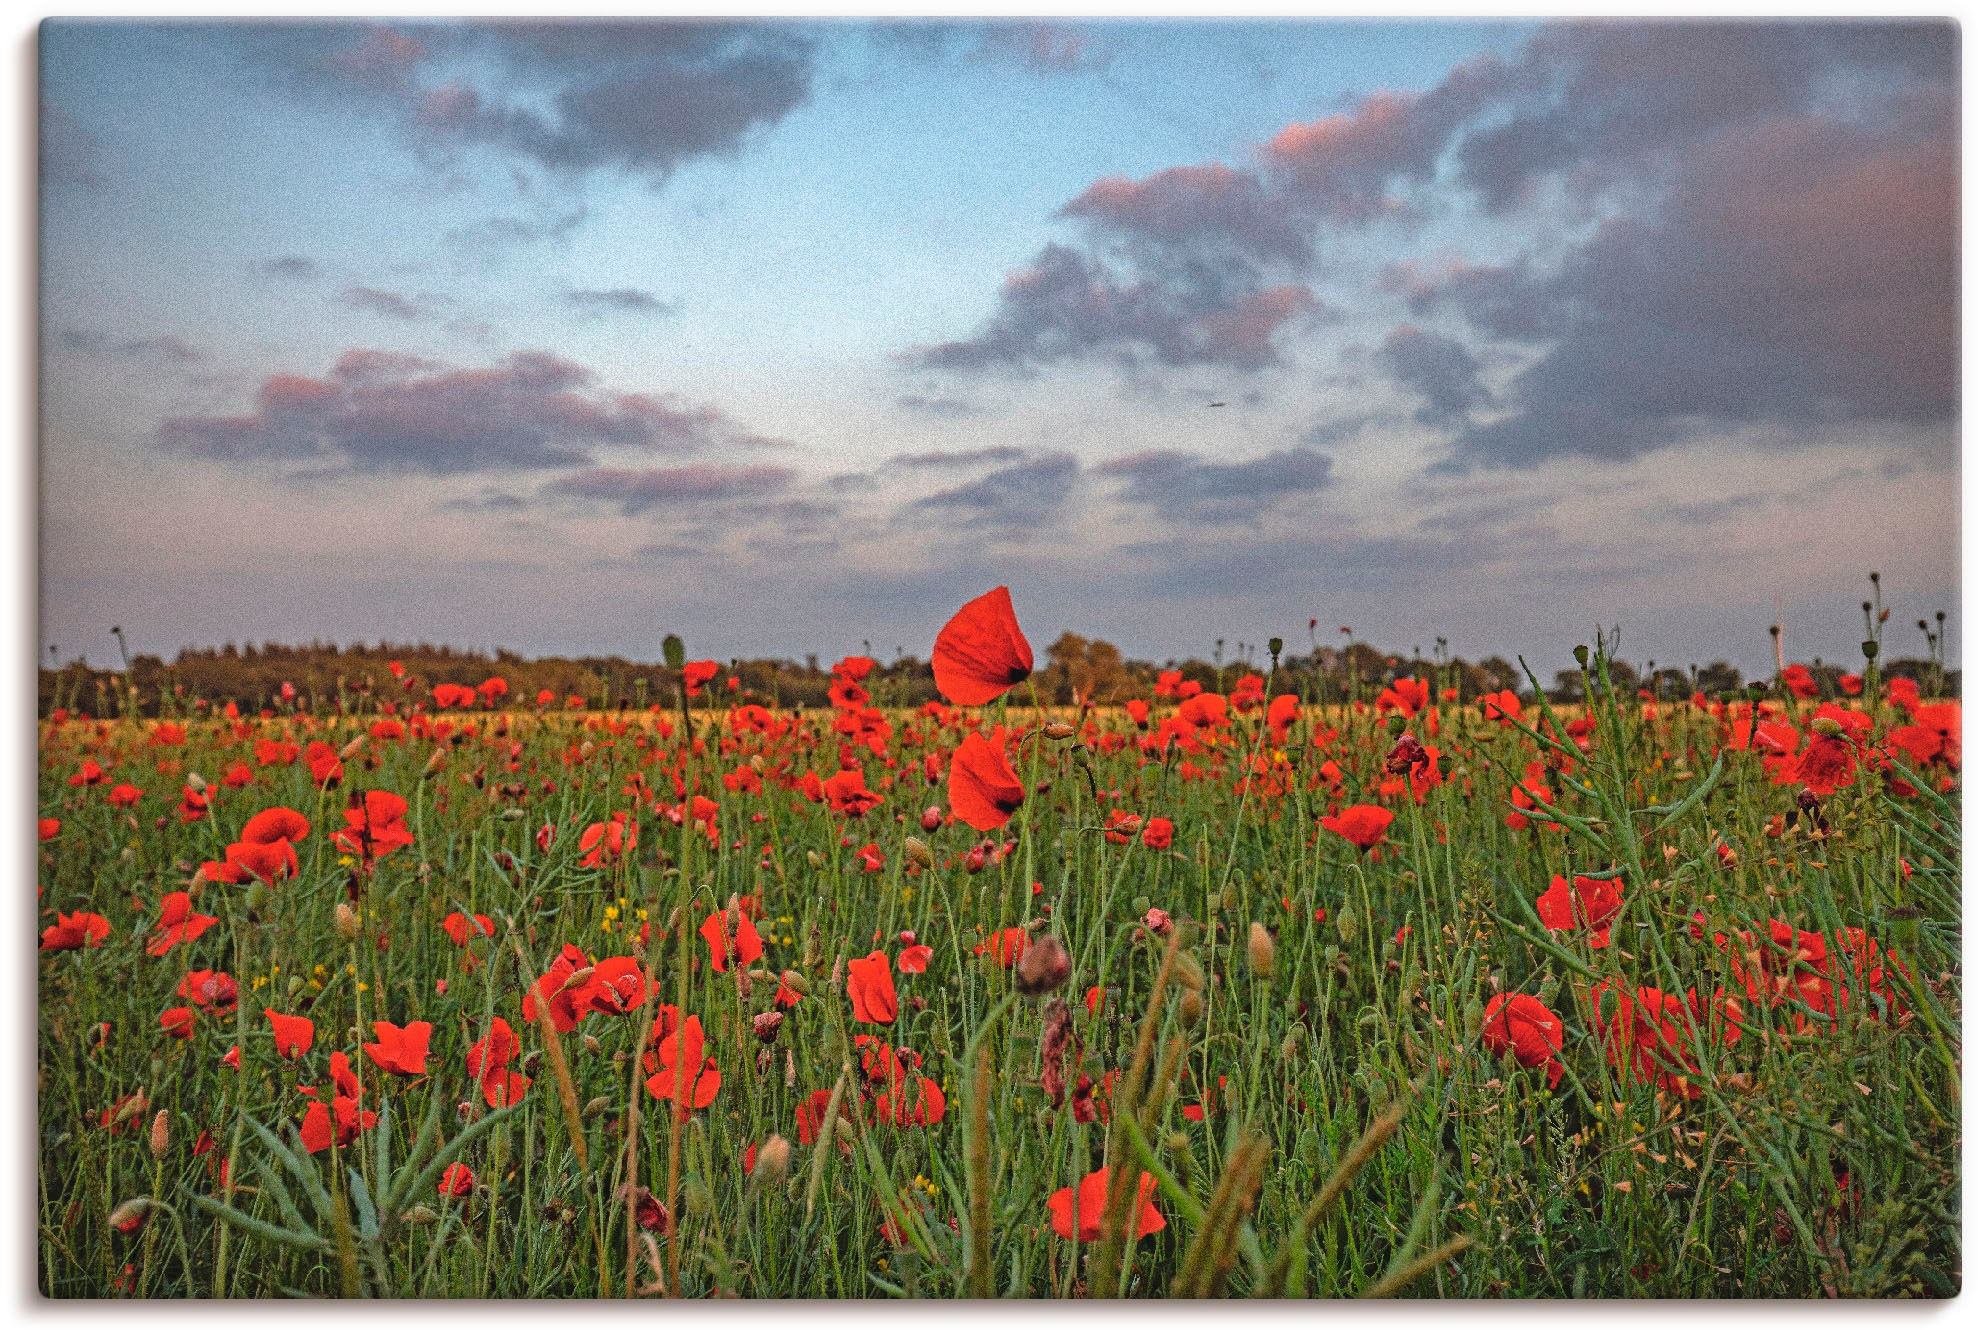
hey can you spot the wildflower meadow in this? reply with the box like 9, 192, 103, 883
34, 584, 1961, 1299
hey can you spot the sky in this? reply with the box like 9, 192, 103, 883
36, 16, 1961, 678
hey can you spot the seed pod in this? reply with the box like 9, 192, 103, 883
148, 1110, 169, 1159
752, 1134, 791, 1187
1178, 989, 1204, 1028
1246, 923, 1275, 979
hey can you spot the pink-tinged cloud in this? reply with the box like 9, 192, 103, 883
545, 463, 798, 515
159, 349, 783, 474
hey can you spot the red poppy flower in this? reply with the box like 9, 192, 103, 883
438, 1162, 476, 1198
682, 660, 721, 697
1536, 874, 1624, 948
178, 969, 238, 1013
572, 956, 647, 1016
106, 783, 143, 808
363, 1020, 432, 1076
440, 911, 495, 946
69, 759, 108, 787
846, 950, 898, 1024
225, 837, 298, 884
975, 926, 1029, 966
333, 790, 416, 862
1480, 993, 1564, 1086
39, 911, 110, 951
1141, 817, 1175, 849
300, 1093, 377, 1154
795, 1088, 855, 1146
644, 1015, 721, 1117
522, 943, 594, 1033
948, 728, 1025, 831
146, 892, 217, 956
1376, 677, 1430, 717
699, 909, 763, 973
241, 806, 311, 845
1046, 1167, 1165, 1243
897, 944, 934, 974
577, 814, 636, 869
1320, 804, 1392, 852
821, 767, 882, 816
1781, 663, 1819, 699
266, 1008, 314, 1059
1479, 689, 1523, 723
37, 818, 59, 842
304, 743, 343, 787
159, 1005, 197, 1039
1593, 982, 1702, 1098
467, 1017, 531, 1107
932, 586, 1033, 706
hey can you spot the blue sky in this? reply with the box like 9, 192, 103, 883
38, 18, 1959, 676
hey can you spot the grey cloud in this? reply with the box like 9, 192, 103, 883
545, 463, 798, 516
340, 285, 428, 321
564, 287, 675, 317
252, 20, 815, 189
890, 445, 1027, 468
894, 395, 982, 419
911, 451, 1079, 531
1377, 325, 1491, 427
1094, 446, 1334, 523
257, 255, 319, 280
159, 348, 780, 474
54, 328, 205, 364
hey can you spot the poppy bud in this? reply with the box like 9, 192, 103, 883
903, 836, 934, 870
806, 850, 824, 869
112, 1091, 149, 1129
148, 1110, 169, 1159
1179, 989, 1204, 1028
582, 1096, 612, 1119
400, 1204, 440, 1226
1042, 721, 1076, 740
920, 806, 943, 831
580, 741, 595, 760
582, 1034, 601, 1056
108, 1198, 152, 1235
1811, 716, 1843, 737
752, 1010, 784, 1043
752, 1134, 791, 1187
1142, 906, 1173, 937
1013, 934, 1071, 995
1246, 923, 1275, 979
1174, 954, 1206, 992
185, 772, 207, 794
559, 966, 596, 994
335, 903, 360, 940
1336, 904, 1357, 944
339, 735, 366, 760
423, 748, 449, 779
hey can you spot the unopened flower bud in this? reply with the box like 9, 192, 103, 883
148, 1110, 169, 1159
339, 735, 366, 760
400, 1204, 440, 1226
903, 836, 934, 871
920, 806, 943, 831
334, 903, 361, 940
1246, 922, 1275, 979
423, 748, 449, 778
1811, 716, 1843, 737
1013, 934, 1072, 995
559, 966, 596, 994
1042, 721, 1077, 740
185, 772, 207, 794
752, 1134, 792, 1187
1179, 989, 1204, 1028
752, 1010, 784, 1043
582, 1096, 612, 1119
582, 1034, 601, 1056
108, 1198, 152, 1234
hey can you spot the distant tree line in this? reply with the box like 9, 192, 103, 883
36, 633, 1956, 719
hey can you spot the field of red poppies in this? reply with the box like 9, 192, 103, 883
35, 588, 1962, 1298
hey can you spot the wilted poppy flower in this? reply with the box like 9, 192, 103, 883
178, 969, 238, 1013
146, 892, 217, 957
1046, 1167, 1165, 1243
847, 950, 898, 1024
1480, 993, 1564, 1087
948, 728, 1025, 831
897, 944, 934, 974
1320, 804, 1392, 852
932, 586, 1034, 706
39, 911, 110, 952
266, 1008, 314, 1059
1536, 874, 1625, 948
363, 1020, 433, 1076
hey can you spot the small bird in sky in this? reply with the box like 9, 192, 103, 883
1207, 401, 1226, 408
